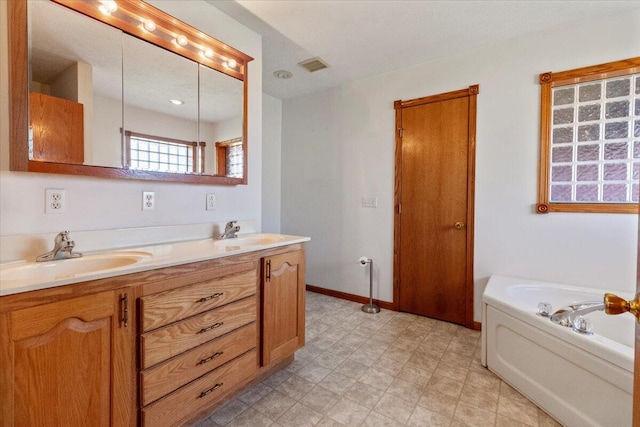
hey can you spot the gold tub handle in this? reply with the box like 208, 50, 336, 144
604, 293, 640, 323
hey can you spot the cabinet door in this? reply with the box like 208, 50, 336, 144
29, 92, 84, 164
262, 250, 305, 366
1, 290, 134, 427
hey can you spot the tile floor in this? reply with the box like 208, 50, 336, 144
196, 292, 562, 427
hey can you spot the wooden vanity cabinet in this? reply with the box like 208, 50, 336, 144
138, 263, 261, 427
0, 288, 135, 427
0, 243, 306, 427
262, 249, 306, 366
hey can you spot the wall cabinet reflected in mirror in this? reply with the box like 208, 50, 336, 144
10, 0, 252, 185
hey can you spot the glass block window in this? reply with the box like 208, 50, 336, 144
226, 142, 243, 178
538, 58, 640, 214
215, 137, 243, 177
124, 130, 204, 174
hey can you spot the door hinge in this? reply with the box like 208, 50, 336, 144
397, 204, 402, 214
398, 128, 403, 138
265, 259, 271, 282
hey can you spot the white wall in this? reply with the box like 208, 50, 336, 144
262, 94, 282, 233
0, 1, 263, 238
281, 9, 640, 321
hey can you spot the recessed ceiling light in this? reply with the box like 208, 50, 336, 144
169, 99, 184, 105
273, 70, 293, 79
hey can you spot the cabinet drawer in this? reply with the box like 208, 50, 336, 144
140, 269, 257, 332
141, 297, 256, 369
141, 349, 258, 427
140, 322, 256, 406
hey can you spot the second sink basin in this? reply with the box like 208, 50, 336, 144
0, 251, 152, 283
212, 233, 287, 249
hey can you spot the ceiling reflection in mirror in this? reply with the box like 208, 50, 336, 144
24, 0, 250, 180
29, 0, 123, 167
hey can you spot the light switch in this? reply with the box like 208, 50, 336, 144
362, 197, 378, 208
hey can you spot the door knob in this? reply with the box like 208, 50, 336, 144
454, 222, 465, 230
604, 293, 640, 323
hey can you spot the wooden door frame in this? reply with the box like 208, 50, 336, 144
392, 85, 478, 329
634, 208, 639, 427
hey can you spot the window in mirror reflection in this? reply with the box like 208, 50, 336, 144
215, 137, 243, 178
123, 34, 199, 172
124, 131, 204, 173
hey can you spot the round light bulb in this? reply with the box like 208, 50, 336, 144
200, 48, 214, 58
99, 0, 117, 14
142, 19, 156, 32
175, 35, 188, 46
226, 59, 237, 69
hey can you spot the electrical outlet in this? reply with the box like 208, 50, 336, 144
142, 191, 155, 210
362, 196, 378, 208
206, 193, 217, 211
45, 189, 66, 214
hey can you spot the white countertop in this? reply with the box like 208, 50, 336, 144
0, 233, 310, 296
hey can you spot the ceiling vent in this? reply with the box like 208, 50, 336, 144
298, 57, 329, 73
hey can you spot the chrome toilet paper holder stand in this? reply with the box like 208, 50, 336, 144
359, 257, 380, 314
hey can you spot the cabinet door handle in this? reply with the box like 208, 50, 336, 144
198, 322, 224, 334
198, 383, 223, 398
198, 351, 224, 365
121, 294, 128, 328
266, 260, 271, 282
198, 292, 224, 303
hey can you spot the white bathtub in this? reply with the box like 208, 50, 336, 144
481, 275, 634, 427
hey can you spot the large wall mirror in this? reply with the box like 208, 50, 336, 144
9, 0, 252, 185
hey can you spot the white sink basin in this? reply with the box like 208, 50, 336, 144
0, 251, 152, 282
212, 234, 286, 249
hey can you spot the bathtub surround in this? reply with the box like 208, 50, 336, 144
482, 276, 634, 426
280, 8, 640, 321
0, 1, 264, 236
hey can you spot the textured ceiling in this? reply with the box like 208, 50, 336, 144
207, 0, 640, 100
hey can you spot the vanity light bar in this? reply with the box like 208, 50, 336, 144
51, 0, 253, 81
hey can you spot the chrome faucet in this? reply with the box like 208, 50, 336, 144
36, 231, 83, 262
219, 221, 240, 239
549, 301, 604, 330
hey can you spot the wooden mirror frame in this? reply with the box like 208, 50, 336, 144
8, 0, 253, 185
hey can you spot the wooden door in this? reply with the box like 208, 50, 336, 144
1, 290, 133, 427
394, 86, 477, 327
262, 250, 305, 366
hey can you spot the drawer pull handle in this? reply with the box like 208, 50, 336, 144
198, 383, 223, 398
198, 292, 224, 303
198, 322, 224, 334
198, 351, 224, 365
121, 294, 129, 328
